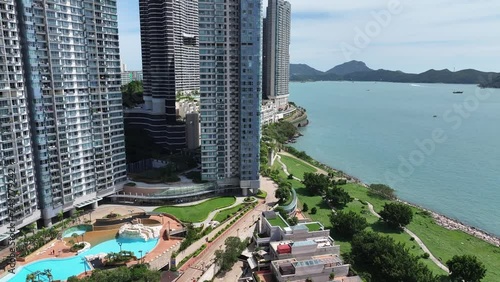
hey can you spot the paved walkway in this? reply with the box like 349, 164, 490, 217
276, 154, 302, 181
194, 197, 251, 228
175, 177, 278, 282
278, 152, 449, 274
365, 201, 449, 273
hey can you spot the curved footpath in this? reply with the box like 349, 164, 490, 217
276, 153, 450, 273
365, 202, 449, 273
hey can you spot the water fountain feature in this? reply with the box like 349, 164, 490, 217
118, 223, 162, 241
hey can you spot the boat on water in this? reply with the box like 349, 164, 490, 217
453, 91, 463, 94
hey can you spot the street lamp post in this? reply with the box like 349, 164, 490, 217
139, 250, 143, 264
118, 242, 122, 252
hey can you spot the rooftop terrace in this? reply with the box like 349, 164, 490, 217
267, 215, 289, 228
302, 222, 323, 232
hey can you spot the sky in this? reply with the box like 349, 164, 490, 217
117, 0, 500, 73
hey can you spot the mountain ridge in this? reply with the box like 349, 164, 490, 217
290, 61, 500, 87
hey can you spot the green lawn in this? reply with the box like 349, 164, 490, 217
256, 189, 267, 199
267, 216, 289, 228
279, 154, 317, 179
213, 204, 244, 223
154, 197, 236, 223
277, 154, 500, 280
303, 222, 323, 232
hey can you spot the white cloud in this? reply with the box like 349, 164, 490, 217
118, 0, 500, 73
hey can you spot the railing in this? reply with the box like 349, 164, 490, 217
279, 188, 298, 215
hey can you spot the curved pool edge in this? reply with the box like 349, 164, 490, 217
2, 237, 160, 282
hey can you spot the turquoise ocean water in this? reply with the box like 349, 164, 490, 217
289, 81, 500, 236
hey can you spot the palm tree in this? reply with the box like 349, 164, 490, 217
25, 272, 37, 282
57, 211, 64, 228
75, 209, 83, 224
42, 269, 53, 281
72, 233, 79, 243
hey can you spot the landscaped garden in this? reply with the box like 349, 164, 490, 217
255, 189, 267, 199
267, 215, 289, 228
153, 197, 236, 223
279, 154, 317, 178
213, 204, 245, 223
303, 222, 323, 232
274, 153, 500, 281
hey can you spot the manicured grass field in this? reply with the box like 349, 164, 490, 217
303, 222, 323, 232
343, 183, 500, 281
154, 197, 236, 223
213, 204, 244, 223
267, 216, 289, 228
279, 154, 317, 179
256, 189, 267, 199
279, 154, 500, 280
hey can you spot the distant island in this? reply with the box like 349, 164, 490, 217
291, 60, 500, 88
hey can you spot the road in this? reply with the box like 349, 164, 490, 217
176, 177, 278, 282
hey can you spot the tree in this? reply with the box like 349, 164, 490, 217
302, 173, 330, 195
275, 186, 290, 204
72, 233, 79, 243
446, 255, 487, 282
302, 203, 309, 212
330, 211, 367, 239
58, 211, 64, 227
368, 184, 396, 200
214, 237, 248, 272
287, 216, 299, 226
379, 202, 413, 228
287, 174, 294, 180
274, 207, 288, 220
310, 207, 317, 214
325, 187, 353, 208
351, 231, 438, 282
121, 81, 144, 108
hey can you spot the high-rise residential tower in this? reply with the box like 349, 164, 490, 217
1, 0, 128, 228
131, 0, 200, 150
0, 0, 40, 238
199, 0, 262, 195
263, 0, 291, 110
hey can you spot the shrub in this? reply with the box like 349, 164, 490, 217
302, 203, 309, 212
105, 213, 120, 219
70, 243, 85, 252
310, 207, 317, 214
422, 253, 430, 259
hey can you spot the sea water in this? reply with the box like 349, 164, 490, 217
289, 81, 500, 236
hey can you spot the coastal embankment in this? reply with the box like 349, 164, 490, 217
285, 146, 500, 248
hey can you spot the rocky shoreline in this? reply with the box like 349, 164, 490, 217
299, 154, 500, 247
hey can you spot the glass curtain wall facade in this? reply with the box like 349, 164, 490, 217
262, 0, 290, 110
136, 0, 199, 150
199, 0, 261, 195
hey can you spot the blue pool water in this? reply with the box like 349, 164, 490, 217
62, 225, 92, 238
2, 237, 159, 282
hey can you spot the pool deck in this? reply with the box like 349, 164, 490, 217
0, 205, 183, 280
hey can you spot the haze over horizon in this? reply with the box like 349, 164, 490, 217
118, 0, 500, 73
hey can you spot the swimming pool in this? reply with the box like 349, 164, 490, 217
62, 225, 93, 238
1, 237, 159, 282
